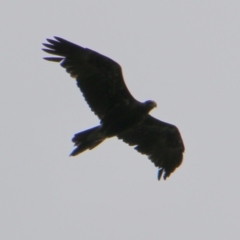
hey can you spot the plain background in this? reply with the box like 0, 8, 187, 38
1, 1, 240, 239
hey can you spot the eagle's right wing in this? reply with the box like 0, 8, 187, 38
42, 37, 138, 120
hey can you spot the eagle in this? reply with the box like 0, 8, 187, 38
42, 37, 185, 180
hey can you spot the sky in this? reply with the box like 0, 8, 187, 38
1, 0, 240, 239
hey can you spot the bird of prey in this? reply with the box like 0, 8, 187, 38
42, 37, 185, 180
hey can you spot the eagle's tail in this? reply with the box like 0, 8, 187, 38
70, 126, 105, 156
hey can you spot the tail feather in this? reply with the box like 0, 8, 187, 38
72, 126, 99, 146
70, 126, 105, 156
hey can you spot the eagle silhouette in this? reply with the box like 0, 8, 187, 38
42, 37, 185, 180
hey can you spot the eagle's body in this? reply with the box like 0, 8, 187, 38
42, 37, 185, 180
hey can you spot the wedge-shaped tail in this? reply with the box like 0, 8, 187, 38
70, 126, 105, 156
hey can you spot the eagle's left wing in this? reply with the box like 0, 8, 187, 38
117, 115, 185, 180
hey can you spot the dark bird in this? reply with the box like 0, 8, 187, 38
42, 37, 185, 180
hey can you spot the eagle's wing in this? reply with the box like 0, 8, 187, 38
42, 37, 138, 119
117, 115, 185, 180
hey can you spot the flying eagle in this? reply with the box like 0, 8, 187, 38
42, 37, 185, 180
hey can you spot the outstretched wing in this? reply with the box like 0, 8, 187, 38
117, 115, 185, 180
42, 37, 138, 119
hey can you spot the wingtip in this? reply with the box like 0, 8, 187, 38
69, 149, 77, 156
43, 57, 64, 62
53, 36, 68, 43
69, 147, 82, 157
53, 36, 62, 40
158, 168, 163, 181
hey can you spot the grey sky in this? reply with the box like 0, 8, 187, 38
1, 0, 240, 239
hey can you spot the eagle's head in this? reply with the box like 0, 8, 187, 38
144, 100, 157, 113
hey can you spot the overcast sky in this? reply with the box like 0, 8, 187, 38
1, 0, 240, 239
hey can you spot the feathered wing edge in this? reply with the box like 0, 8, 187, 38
117, 116, 185, 180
